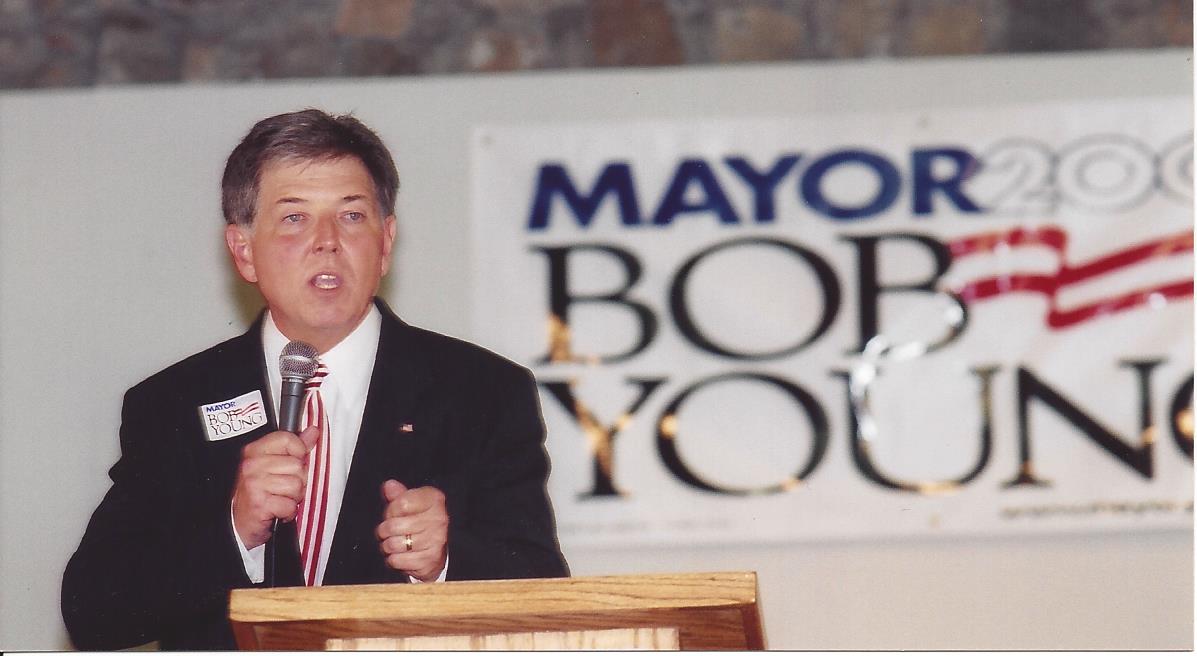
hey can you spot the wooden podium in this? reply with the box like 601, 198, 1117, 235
229, 571, 765, 650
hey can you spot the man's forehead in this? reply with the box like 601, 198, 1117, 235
261, 154, 366, 177
258, 156, 378, 198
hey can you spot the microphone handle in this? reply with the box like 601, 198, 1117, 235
278, 377, 306, 433
269, 376, 307, 587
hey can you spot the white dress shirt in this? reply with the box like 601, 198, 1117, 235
233, 306, 446, 584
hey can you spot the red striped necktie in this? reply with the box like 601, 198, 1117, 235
296, 361, 330, 586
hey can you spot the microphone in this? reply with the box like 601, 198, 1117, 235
279, 341, 319, 433
269, 340, 318, 587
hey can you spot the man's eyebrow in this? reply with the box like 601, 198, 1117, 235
273, 194, 370, 205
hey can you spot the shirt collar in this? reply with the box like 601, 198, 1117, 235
262, 305, 382, 408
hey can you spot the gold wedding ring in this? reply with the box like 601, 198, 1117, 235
403, 534, 413, 552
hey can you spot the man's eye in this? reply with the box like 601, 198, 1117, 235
283, 214, 303, 223
345, 211, 366, 222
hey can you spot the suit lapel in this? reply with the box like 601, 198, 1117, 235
185, 312, 304, 587
235, 312, 305, 588
324, 302, 432, 585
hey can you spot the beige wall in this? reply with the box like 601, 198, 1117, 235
0, 50, 1191, 649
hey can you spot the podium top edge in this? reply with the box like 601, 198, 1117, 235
229, 571, 759, 623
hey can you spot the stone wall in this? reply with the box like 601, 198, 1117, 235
1, 0, 1191, 89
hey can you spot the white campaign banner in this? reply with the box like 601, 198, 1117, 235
470, 98, 1194, 548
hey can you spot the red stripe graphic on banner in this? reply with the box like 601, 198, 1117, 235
948, 226, 1193, 328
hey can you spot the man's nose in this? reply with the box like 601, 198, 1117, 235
313, 215, 340, 253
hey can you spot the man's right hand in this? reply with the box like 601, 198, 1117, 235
231, 426, 320, 549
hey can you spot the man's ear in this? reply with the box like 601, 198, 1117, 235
225, 224, 258, 283
380, 215, 398, 276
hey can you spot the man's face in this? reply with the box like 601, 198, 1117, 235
225, 156, 397, 353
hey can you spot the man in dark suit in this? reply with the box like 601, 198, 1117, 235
61, 110, 568, 650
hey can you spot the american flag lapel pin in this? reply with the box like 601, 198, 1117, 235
399, 423, 414, 433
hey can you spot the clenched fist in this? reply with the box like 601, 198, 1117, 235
376, 479, 448, 582
231, 426, 320, 549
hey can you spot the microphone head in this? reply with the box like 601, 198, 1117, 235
279, 341, 319, 382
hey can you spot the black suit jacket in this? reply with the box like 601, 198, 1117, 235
62, 301, 568, 650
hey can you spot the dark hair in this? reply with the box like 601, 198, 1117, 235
221, 109, 399, 226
